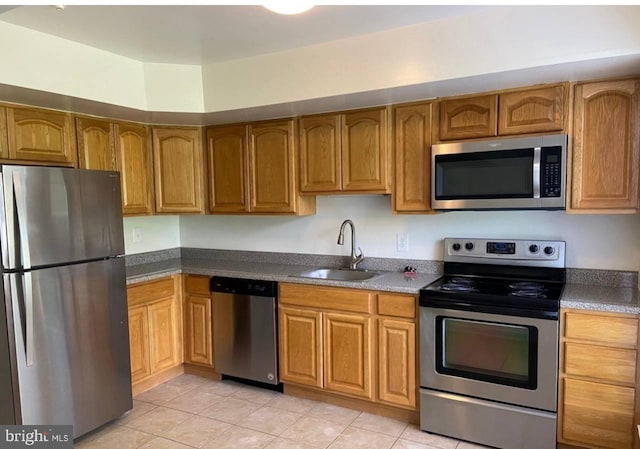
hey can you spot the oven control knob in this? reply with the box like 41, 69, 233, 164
529, 244, 539, 254
465, 242, 474, 251
452, 243, 461, 251
544, 246, 555, 255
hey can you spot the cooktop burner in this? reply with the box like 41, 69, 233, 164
419, 238, 566, 319
440, 277, 479, 292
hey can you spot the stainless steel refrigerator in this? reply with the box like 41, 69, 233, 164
0, 165, 132, 438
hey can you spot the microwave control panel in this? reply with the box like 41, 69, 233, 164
541, 146, 562, 197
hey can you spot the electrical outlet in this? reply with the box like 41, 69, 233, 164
396, 233, 409, 252
132, 228, 143, 243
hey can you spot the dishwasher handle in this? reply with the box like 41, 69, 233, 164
210, 276, 278, 298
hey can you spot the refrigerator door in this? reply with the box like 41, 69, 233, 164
0, 287, 17, 424
5, 257, 131, 437
2, 165, 124, 270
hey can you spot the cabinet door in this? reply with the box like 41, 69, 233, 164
153, 127, 205, 214
115, 123, 154, 215
128, 305, 151, 383
279, 306, 322, 388
0, 107, 8, 159
572, 80, 640, 210
342, 108, 390, 192
299, 114, 341, 193
185, 294, 213, 367
561, 378, 635, 449
299, 114, 342, 193
249, 120, 297, 213
438, 94, 498, 141
378, 318, 416, 409
324, 312, 372, 399
207, 125, 250, 213
393, 103, 432, 212
498, 85, 566, 135
148, 297, 180, 373
6, 107, 77, 166
76, 117, 116, 171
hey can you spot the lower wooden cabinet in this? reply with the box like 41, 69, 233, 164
128, 305, 151, 383
127, 276, 182, 386
183, 275, 214, 367
378, 318, 416, 408
558, 309, 639, 449
279, 306, 323, 388
278, 283, 417, 411
324, 312, 372, 399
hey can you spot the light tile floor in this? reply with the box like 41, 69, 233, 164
74, 375, 491, 449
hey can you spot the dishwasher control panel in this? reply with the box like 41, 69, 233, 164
210, 276, 277, 298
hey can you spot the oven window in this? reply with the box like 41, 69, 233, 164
436, 317, 538, 389
435, 149, 533, 199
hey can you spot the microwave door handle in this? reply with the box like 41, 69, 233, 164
533, 147, 541, 199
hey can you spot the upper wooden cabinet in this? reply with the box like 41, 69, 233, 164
498, 85, 566, 135
438, 94, 498, 141
152, 127, 205, 214
437, 84, 567, 141
298, 107, 391, 194
393, 102, 433, 213
6, 106, 77, 166
249, 120, 298, 213
571, 79, 640, 211
206, 125, 249, 213
207, 119, 315, 215
115, 122, 154, 216
299, 114, 341, 193
76, 117, 116, 171
0, 107, 8, 159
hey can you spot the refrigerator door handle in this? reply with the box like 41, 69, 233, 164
11, 172, 32, 270
10, 272, 34, 367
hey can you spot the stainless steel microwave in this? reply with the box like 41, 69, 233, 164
431, 134, 567, 210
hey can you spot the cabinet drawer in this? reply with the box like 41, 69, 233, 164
128, 277, 175, 307
564, 342, 637, 384
377, 294, 416, 319
280, 283, 372, 314
185, 275, 210, 295
564, 311, 638, 347
562, 378, 634, 449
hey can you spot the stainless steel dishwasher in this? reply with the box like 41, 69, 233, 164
211, 276, 279, 385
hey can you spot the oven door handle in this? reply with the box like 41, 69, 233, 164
419, 297, 558, 320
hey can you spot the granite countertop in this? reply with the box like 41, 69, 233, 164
561, 284, 640, 314
127, 257, 440, 294
126, 254, 640, 313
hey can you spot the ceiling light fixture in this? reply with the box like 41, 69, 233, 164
263, 2, 314, 15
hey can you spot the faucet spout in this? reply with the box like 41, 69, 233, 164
337, 219, 365, 270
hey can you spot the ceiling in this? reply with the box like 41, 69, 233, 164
0, 5, 485, 65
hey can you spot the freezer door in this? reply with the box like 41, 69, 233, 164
2, 165, 124, 269
5, 258, 132, 437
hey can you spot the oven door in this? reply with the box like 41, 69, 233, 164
420, 306, 558, 412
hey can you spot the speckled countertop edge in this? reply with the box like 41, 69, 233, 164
125, 249, 640, 313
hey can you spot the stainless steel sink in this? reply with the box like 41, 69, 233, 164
294, 267, 381, 282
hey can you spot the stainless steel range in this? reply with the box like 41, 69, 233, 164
419, 238, 565, 449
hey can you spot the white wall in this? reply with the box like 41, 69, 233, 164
202, 6, 640, 111
0, 21, 149, 110
143, 63, 205, 113
123, 215, 180, 255
179, 196, 640, 271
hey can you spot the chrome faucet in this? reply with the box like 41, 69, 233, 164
337, 219, 365, 270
